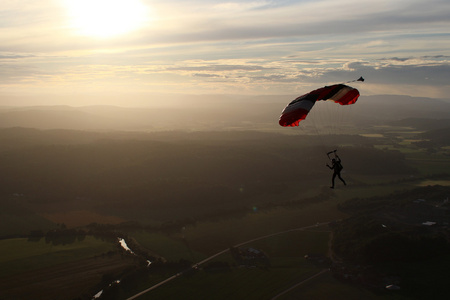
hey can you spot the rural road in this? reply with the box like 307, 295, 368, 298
127, 222, 331, 300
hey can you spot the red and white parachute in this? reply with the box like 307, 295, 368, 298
279, 80, 362, 127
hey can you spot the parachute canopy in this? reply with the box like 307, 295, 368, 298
279, 83, 360, 127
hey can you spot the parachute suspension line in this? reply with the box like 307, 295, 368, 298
323, 103, 336, 153
336, 101, 346, 135
327, 101, 341, 149
325, 102, 335, 133
346, 101, 355, 133
296, 116, 308, 139
329, 100, 354, 148
318, 102, 332, 143
325, 101, 337, 146
312, 101, 337, 147
294, 117, 328, 159
308, 105, 329, 153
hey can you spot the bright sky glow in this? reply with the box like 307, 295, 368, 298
64, 0, 150, 38
1, 0, 449, 106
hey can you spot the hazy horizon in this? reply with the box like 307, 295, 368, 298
1, 94, 449, 133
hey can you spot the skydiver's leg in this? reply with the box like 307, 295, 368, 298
337, 172, 346, 185
331, 173, 336, 188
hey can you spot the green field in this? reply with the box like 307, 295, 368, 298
118, 230, 331, 300
182, 202, 346, 255
144, 263, 321, 300
130, 199, 348, 260
125, 229, 412, 300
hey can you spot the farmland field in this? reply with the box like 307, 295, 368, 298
181, 201, 346, 255
112, 230, 333, 300
0, 236, 116, 276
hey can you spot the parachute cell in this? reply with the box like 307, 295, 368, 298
279, 84, 360, 127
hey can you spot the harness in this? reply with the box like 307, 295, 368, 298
334, 160, 343, 171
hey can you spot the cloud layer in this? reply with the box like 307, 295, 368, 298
1, 0, 449, 105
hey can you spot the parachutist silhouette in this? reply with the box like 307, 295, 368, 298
326, 151, 346, 189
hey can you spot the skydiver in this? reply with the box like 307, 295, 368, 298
326, 151, 346, 189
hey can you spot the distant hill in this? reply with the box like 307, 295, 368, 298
351, 95, 450, 124
0, 107, 146, 131
1, 94, 449, 131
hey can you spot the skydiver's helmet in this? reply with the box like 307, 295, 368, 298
332, 159, 336, 163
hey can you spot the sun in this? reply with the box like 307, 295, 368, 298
64, 0, 150, 38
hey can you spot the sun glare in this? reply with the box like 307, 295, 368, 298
64, 0, 150, 38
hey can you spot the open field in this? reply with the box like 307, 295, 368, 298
0, 254, 135, 300
124, 227, 418, 300
115, 230, 331, 300
142, 263, 322, 300
181, 201, 346, 256
0, 236, 117, 276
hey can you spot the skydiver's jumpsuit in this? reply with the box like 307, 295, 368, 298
327, 156, 346, 188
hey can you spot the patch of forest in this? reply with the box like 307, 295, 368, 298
415, 127, 450, 148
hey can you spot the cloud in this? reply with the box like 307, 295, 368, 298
192, 73, 221, 78
3, 0, 449, 52
133, 0, 450, 45
1, 0, 450, 104
167, 64, 273, 72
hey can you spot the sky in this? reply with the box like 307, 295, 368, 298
1, 0, 450, 106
